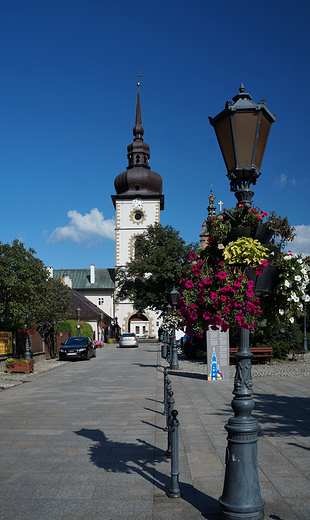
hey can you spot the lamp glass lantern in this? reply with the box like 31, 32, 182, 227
209, 83, 276, 208
170, 287, 179, 307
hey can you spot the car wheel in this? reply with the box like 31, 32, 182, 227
93, 350, 97, 358
86, 350, 91, 360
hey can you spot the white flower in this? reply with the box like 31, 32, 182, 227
289, 317, 294, 323
304, 294, 310, 302
295, 275, 302, 282
299, 304, 304, 311
301, 268, 307, 275
284, 280, 291, 288
279, 309, 285, 315
284, 255, 291, 260
297, 258, 303, 264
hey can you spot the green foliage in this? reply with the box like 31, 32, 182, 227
116, 223, 198, 313
55, 320, 93, 339
0, 240, 70, 331
223, 237, 269, 265
252, 321, 303, 360
107, 338, 117, 344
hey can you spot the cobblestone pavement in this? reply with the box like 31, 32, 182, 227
0, 350, 309, 391
176, 352, 310, 378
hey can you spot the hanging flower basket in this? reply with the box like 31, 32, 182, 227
226, 227, 252, 243
246, 265, 279, 295
252, 226, 274, 244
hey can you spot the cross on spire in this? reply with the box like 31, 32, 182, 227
135, 71, 143, 87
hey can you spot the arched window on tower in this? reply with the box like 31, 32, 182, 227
134, 236, 143, 259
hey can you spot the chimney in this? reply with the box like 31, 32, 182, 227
90, 264, 95, 284
46, 267, 53, 278
62, 275, 72, 288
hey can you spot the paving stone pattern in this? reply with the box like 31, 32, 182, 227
0, 341, 309, 519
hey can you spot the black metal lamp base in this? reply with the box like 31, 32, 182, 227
219, 329, 264, 520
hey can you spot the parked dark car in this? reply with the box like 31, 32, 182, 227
59, 336, 96, 361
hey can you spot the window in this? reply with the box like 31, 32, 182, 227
98, 297, 105, 306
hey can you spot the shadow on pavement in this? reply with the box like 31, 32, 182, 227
74, 428, 219, 519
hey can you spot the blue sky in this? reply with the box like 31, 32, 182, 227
1, 0, 310, 269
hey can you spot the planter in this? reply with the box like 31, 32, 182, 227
252, 226, 274, 243
227, 226, 274, 244
264, 244, 280, 260
7, 362, 34, 374
246, 265, 279, 294
227, 227, 252, 243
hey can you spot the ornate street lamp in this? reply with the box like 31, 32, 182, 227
209, 85, 275, 520
76, 306, 81, 337
209, 83, 276, 209
169, 287, 179, 370
24, 314, 31, 360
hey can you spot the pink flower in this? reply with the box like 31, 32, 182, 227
221, 295, 227, 302
246, 290, 254, 297
185, 280, 194, 289
217, 271, 227, 280
223, 307, 230, 314
256, 266, 264, 275
247, 280, 254, 289
189, 252, 197, 261
261, 260, 269, 267
210, 292, 218, 300
233, 281, 242, 288
197, 260, 203, 268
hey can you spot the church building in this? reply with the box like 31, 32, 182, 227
52, 82, 164, 339
111, 81, 164, 337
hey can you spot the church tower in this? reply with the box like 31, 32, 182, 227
111, 81, 164, 336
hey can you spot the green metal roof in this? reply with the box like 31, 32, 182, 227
53, 268, 115, 290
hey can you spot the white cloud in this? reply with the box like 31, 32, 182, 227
273, 173, 287, 187
48, 208, 115, 244
289, 225, 310, 256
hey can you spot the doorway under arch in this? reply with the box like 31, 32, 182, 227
129, 313, 149, 337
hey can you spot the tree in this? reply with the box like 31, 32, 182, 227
0, 239, 70, 330
115, 223, 198, 313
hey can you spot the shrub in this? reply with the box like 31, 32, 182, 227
56, 320, 93, 339
107, 338, 117, 344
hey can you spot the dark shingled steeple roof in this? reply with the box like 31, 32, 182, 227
112, 81, 164, 209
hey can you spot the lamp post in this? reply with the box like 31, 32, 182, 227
24, 314, 31, 360
303, 303, 308, 353
76, 306, 81, 337
209, 83, 276, 210
169, 287, 179, 370
209, 85, 275, 520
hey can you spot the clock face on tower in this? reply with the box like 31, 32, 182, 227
132, 198, 143, 210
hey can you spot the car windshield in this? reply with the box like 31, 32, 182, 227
122, 334, 135, 338
65, 337, 88, 346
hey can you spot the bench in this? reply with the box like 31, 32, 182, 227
292, 346, 306, 362
230, 346, 273, 364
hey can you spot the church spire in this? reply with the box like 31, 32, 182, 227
133, 81, 144, 140
112, 77, 164, 209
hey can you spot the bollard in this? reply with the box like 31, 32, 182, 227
167, 409, 181, 498
161, 343, 168, 359
165, 379, 172, 431
163, 367, 168, 415
166, 387, 174, 455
